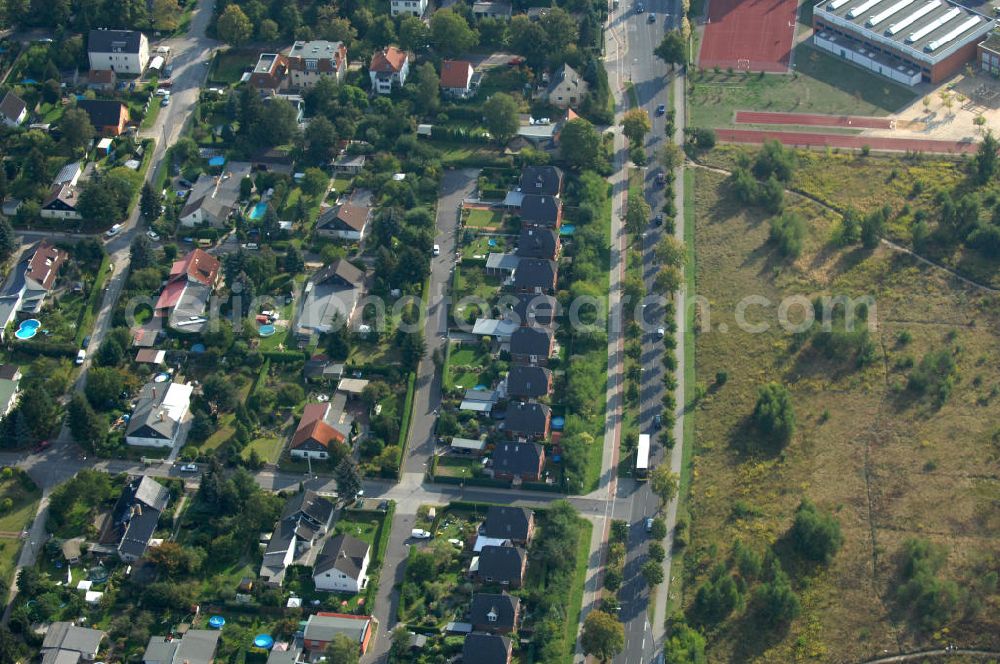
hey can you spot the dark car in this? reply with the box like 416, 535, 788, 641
636, 2, 645, 12
654, 414, 662, 429
81, 336, 91, 349
653, 214, 663, 226
648, 12, 656, 22
656, 104, 666, 115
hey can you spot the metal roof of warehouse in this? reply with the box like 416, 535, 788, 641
814, 0, 994, 64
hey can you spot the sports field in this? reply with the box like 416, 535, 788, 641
699, 0, 799, 72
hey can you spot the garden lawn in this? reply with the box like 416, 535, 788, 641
465, 209, 503, 229
209, 51, 251, 85
0, 472, 41, 534
434, 456, 480, 479
445, 344, 491, 391
242, 437, 284, 464
688, 44, 916, 129
140, 96, 161, 130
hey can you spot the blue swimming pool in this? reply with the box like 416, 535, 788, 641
208, 156, 226, 167
248, 202, 268, 220
14, 319, 40, 340
560, 224, 577, 236
259, 324, 276, 337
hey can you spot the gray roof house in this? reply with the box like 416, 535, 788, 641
509, 325, 553, 365
105, 476, 170, 562
472, 1, 513, 19
512, 258, 557, 294
544, 63, 589, 108
298, 259, 366, 336
313, 534, 371, 593
519, 194, 561, 228
503, 401, 551, 441
178, 162, 252, 228
510, 293, 558, 326
470, 593, 521, 634
41, 622, 106, 663
490, 440, 545, 481
0, 90, 27, 127
517, 227, 559, 260
470, 545, 527, 588
520, 165, 563, 197
260, 490, 335, 586
142, 629, 220, 664
463, 632, 512, 664
506, 365, 552, 399
482, 506, 534, 543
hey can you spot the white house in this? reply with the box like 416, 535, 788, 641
390, 0, 427, 16
314, 203, 370, 241
440, 60, 476, 98
369, 47, 409, 95
313, 534, 370, 593
124, 382, 193, 448
88, 29, 150, 75
0, 91, 27, 127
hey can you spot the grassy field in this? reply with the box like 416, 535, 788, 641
445, 344, 492, 391
465, 209, 503, 228
209, 50, 251, 85
242, 436, 284, 464
689, 44, 917, 129
685, 166, 1000, 661
434, 456, 480, 478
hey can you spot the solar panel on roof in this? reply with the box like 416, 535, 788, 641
927, 15, 981, 50
867, 0, 915, 26
906, 6, 961, 43
848, 0, 886, 19
886, 0, 939, 35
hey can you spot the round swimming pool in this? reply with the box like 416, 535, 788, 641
14, 319, 41, 340
259, 324, 276, 337
253, 635, 274, 649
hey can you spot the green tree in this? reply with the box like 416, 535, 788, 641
656, 236, 686, 268
140, 182, 161, 222
973, 129, 998, 184
692, 566, 741, 625
399, 329, 426, 371
643, 560, 665, 585
559, 118, 602, 171
84, 367, 123, 409
217, 4, 253, 45
625, 190, 650, 235
655, 30, 688, 69
151, 0, 181, 31
753, 140, 796, 182
130, 234, 156, 270
412, 62, 440, 116
334, 458, 362, 499
301, 168, 329, 198
664, 616, 706, 664
580, 610, 624, 663
659, 142, 683, 171
430, 9, 478, 56
202, 373, 238, 411
0, 217, 16, 263
649, 465, 680, 508
304, 115, 339, 165
655, 265, 683, 294
753, 562, 800, 628
769, 210, 805, 258
790, 498, 843, 563
621, 108, 652, 145
482, 92, 519, 145
325, 633, 359, 664
67, 394, 105, 451
399, 15, 431, 52
751, 382, 795, 447
60, 107, 94, 154
539, 7, 578, 55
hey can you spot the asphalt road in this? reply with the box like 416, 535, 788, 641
607, 0, 686, 663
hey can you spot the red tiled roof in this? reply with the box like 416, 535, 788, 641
169, 248, 220, 287
370, 46, 407, 73
155, 279, 186, 311
25, 241, 66, 290
291, 419, 345, 450
440, 60, 473, 89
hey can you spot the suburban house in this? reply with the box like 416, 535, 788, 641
88, 29, 150, 74
484, 252, 519, 279
516, 227, 559, 260
332, 153, 367, 174
369, 46, 410, 94
490, 440, 545, 481
313, 534, 371, 593
41, 622, 106, 663
503, 401, 551, 441
512, 258, 557, 294
54, 161, 84, 187
470, 545, 527, 588
506, 365, 552, 399
315, 203, 371, 241
510, 293, 558, 327
76, 100, 130, 136
87, 68, 117, 91
544, 63, 589, 108
481, 506, 534, 545
469, 593, 521, 634
103, 476, 169, 562
520, 165, 563, 197
142, 629, 220, 664
286, 40, 348, 88
519, 194, 562, 229
304, 354, 345, 382
0, 90, 27, 127
259, 490, 335, 586
249, 52, 288, 91
298, 259, 366, 336
124, 381, 193, 448
450, 437, 488, 456
463, 633, 512, 664
459, 387, 500, 414
472, 317, 518, 342
289, 403, 348, 460
472, 1, 513, 19
303, 613, 374, 655
0, 365, 20, 418
440, 60, 476, 98
154, 248, 221, 332
19, 240, 67, 314
509, 326, 553, 366
41, 183, 83, 220
390, 0, 427, 16
179, 161, 252, 227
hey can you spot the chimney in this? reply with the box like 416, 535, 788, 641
152, 386, 157, 399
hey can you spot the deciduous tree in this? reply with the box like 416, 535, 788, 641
581, 610, 624, 663
217, 4, 253, 46
482, 92, 519, 145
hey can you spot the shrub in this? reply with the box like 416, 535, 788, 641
908, 348, 957, 405
790, 498, 843, 563
769, 210, 805, 258
750, 382, 796, 447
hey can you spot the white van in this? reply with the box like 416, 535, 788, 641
75, 349, 86, 365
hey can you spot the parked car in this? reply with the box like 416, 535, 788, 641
147, 230, 160, 241
76, 349, 86, 365
648, 12, 656, 22
656, 327, 665, 339
656, 104, 666, 115
654, 414, 662, 429
105, 224, 122, 238
636, 2, 644, 12
411, 529, 432, 539
161, 97, 170, 107
81, 336, 91, 349
653, 214, 663, 226
645, 517, 655, 533
180, 464, 198, 472
433, 244, 440, 256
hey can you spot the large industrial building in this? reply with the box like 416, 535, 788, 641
812, 0, 995, 85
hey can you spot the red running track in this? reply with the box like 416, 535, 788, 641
699, 0, 798, 73
734, 111, 895, 130
716, 129, 979, 154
